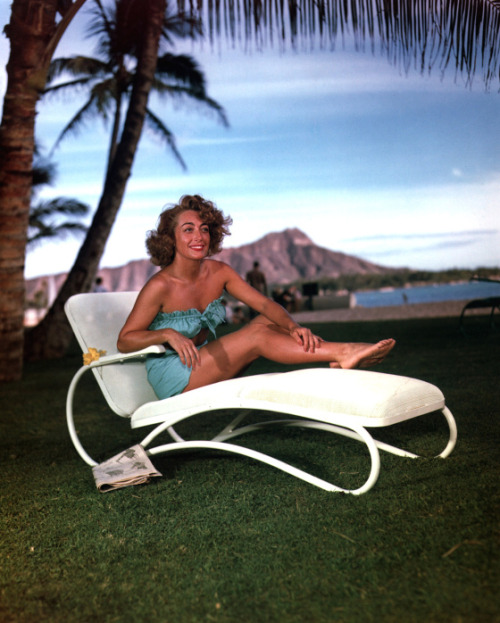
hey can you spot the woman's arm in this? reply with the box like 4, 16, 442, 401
116, 278, 201, 368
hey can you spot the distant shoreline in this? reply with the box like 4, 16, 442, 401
292, 299, 481, 323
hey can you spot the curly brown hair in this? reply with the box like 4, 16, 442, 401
146, 195, 232, 267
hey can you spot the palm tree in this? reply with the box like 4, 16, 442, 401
2, 0, 500, 379
44, 0, 227, 177
24, 0, 228, 360
28, 150, 90, 249
0, 0, 88, 382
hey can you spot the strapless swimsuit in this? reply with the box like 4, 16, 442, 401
145, 296, 226, 399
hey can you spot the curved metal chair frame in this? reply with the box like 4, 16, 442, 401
65, 293, 457, 495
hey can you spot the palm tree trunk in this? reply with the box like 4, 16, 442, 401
24, 0, 167, 360
106, 90, 123, 180
0, 0, 87, 382
0, 0, 70, 381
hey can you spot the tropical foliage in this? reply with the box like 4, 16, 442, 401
0, 0, 88, 382
44, 0, 228, 175
28, 151, 89, 249
200, 0, 500, 91
24, 0, 228, 360
22, 0, 168, 361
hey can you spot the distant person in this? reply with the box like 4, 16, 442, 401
246, 261, 268, 319
117, 194, 396, 401
94, 277, 108, 293
246, 261, 267, 295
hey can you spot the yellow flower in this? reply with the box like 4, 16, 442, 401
83, 348, 107, 365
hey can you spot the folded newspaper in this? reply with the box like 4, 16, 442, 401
92, 444, 162, 492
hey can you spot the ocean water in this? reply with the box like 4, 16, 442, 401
354, 281, 500, 308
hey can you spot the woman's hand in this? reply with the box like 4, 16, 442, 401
290, 326, 323, 352
164, 329, 201, 369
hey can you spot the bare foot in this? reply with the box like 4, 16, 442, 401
330, 339, 395, 370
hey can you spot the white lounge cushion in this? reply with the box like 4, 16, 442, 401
238, 369, 445, 426
131, 368, 444, 429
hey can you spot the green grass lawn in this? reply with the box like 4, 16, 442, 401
1, 316, 499, 622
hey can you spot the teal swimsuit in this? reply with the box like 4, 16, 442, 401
145, 296, 226, 399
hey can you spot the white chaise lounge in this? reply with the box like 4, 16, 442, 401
65, 292, 457, 495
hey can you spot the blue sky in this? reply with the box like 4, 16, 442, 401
1, 4, 499, 279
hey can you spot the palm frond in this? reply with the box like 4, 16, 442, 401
47, 56, 109, 84
194, 95, 230, 127
144, 109, 187, 170
87, 0, 114, 39
28, 198, 90, 248
44, 77, 101, 96
182, 0, 500, 89
27, 223, 88, 247
32, 159, 57, 189
161, 11, 203, 44
86, 0, 117, 59
155, 53, 206, 95
91, 78, 127, 114
49, 96, 108, 154
30, 198, 90, 219
152, 82, 230, 127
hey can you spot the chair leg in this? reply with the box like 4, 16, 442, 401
436, 407, 457, 458
66, 366, 99, 466
143, 418, 382, 495
146, 437, 381, 495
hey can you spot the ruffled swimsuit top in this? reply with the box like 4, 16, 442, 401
148, 295, 226, 339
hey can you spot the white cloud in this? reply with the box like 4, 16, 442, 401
195, 47, 477, 102
28, 171, 500, 277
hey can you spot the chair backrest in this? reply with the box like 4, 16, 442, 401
65, 292, 158, 417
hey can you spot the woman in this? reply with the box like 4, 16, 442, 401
117, 195, 395, 400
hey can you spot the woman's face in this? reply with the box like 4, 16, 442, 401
173, 210, 210, 261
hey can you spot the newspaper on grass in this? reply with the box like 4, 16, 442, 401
92, 444, 162, 492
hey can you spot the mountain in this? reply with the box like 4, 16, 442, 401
25, 228, 391, 299
214, 228, 388, 284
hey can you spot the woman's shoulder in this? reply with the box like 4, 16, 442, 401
203, 258, 236, 276
145, 268, 171, 290
137, 269, 173, 304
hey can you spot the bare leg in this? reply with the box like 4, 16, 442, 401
184, 316, 395, 392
